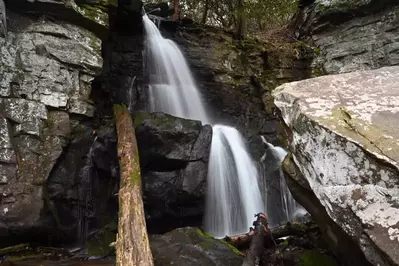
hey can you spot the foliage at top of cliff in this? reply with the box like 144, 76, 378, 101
146, 0, 298, 36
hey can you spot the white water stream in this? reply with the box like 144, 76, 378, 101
143, 14, 208, 123
261, 136, 307, 223
143, 14, 264, 236
204, 125, 263, 237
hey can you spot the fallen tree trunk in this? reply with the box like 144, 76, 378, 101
224, 221, 318, 249
241, 213, 274, 266
114, 104, 154, 266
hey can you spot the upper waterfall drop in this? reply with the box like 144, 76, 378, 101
142, 14, 264, 237
143, 14, 209, 124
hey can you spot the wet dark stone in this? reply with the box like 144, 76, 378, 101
135, 112, 212, 233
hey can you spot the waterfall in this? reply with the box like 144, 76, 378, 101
143, 14, 208, 124
260, 136, 307, 224
78, 136, 98, 243
204, 125, 263, 237
142, 14, 263, 237
128, 76, 137, 113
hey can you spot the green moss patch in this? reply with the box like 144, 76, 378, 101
299, 250, 338, 266
86, 224, 117, 257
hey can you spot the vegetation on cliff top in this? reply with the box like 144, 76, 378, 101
146, 0, 298, 39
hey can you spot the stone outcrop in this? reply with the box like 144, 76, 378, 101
6, 0, 118, 39
0, 7, 105, 245
0, 0, 149, 246
135, 112, 212, 233
273, 66, 399, 266
150, 227, 243, 266
292, 0, 399, 75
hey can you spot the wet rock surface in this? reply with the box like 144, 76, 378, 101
0, 3, 117, 246
273, 66, 399, 266
135, 112, 212, 233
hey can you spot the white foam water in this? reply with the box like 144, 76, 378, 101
142, 15, 264, 237
261, 136, 307, 222
204, 125, 264, 238
143, 14, 208, 123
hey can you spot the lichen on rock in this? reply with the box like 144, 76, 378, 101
0, 7, 105, 245
273, 66, 399, 266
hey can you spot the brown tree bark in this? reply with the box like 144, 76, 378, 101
201, 0, 209, 24
224, 221, 318, 249
114, 104, 154, 266
235, 0, 246, 39
241, 213, 274, 266
172, 0, 180, 21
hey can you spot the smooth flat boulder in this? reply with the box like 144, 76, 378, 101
273, 66, 399, 266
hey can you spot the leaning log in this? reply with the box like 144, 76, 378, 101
241, 213, 274, 266
114, 104, 154, 266
224, 221, 318, 249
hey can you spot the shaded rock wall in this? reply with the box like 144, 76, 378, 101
0, 0, 144, 247
292, 0, 399, 75
135, 112, 212, 233
0, 8, 105, 246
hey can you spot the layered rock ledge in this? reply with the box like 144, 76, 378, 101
273, 66, 399, 266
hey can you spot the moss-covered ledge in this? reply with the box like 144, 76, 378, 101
6, 0, 121, 39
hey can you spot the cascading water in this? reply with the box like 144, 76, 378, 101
143, 14, 208, 123
78, 136, 98, 243
205, 125, 263, 237
142, 14, 263, 237
260, 136, 307, 223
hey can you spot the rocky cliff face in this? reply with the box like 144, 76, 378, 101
0, 2, 111, 245
293, 0, 399, 75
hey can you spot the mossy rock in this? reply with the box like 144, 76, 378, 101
71, 2, 110, 29
194, 228, 242, 256
299, 250, 338, 266
86, 223, 117, 257
150, 227, 243, 265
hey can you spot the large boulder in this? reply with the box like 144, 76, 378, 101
292, 0, 399, 75
150, 227, 243, 266
135, 112, 212, 232
273, 66, 399, 266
